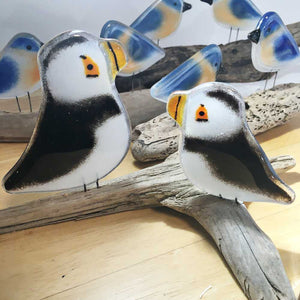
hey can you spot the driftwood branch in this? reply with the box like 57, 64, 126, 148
0, 154, 296, 299
162, 196, 295, 300
132, 83, 300, 162
0, 111, 38, 142
0, 153, 294, 234
115, 22, 300, 92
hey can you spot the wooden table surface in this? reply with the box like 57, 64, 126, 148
0, 113, 300, 300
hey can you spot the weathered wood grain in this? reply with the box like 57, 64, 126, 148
0, 111, 38, 142
162, 196, 295, 300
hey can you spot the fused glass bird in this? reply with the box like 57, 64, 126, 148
201, 0, 262, 42
3, 30, 131, 193
248, 11, 300, 88
151, 44, 222, 102
130, 0, 192, 42
101, 21, 165, 77
167, 82, 295, 204
0, 33, 43, 112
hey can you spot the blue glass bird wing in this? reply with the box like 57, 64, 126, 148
274, 34, 300, 62
230, 0, 261, 20
250, 12, 300, 72
151, 44, 222, 102
0, 56, 19, 95
131, 7, 163, 35
130, 0, 184, 40
0, 33, 42, 98
212, 0, 261, 30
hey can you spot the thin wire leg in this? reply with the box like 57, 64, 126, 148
27, 91, 32, 112
131, 73, 135, 92
273, 72, 278, 88
15, 96, 21, 112
235, 28, 240, 41
235, 197, 243, 205
263, 78, 268, 91
228, 27, 232, 43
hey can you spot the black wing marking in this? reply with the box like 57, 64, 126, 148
184, 131, 294, 203
4, 94, 121, 191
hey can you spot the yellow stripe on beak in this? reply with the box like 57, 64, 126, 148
103, 39, 127, 78
167, 93, 187, 126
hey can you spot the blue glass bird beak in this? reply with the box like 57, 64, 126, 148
200, 0, 213, 6
183, 2, 192, 12
248, 29, 261, 44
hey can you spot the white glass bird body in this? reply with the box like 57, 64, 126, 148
167, 82, 295, 204
3, 30, 131, 193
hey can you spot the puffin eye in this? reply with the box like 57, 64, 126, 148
214, 62, 218, 67
174, 1, 177, 5
195, 104, 208, 122
266, 27, 271, 33
80, 55, 100, 78
26, 45, 32, 50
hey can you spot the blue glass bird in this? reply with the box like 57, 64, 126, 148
248, 11, 300, 80
201, 0, 262, 42
151, 44, 222, 102
0, 33, 43, 112
101, 21, 165, 77
130, 0, 192, 42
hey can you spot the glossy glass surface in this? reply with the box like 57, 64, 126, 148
130, 0, 191, 40
101, 21, 165, 77
151, 44, 222, 102
201, 0, 261, 30
0, 33, 42, 99
167, 82, 295, 203
249, 11, 300, 72
3, 30, 131, 193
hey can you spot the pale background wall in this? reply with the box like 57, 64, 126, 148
0, 0, 299, 49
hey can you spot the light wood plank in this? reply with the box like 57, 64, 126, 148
39, 202, 300, 300
45, 239, 243, 300
0, 208, 205, 300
